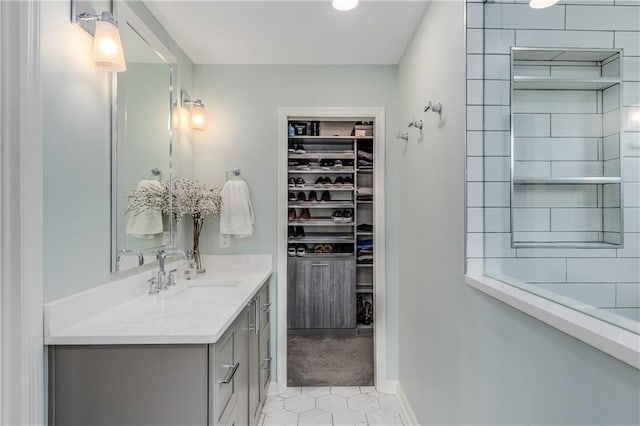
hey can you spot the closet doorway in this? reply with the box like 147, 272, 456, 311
276, 107, 387, 392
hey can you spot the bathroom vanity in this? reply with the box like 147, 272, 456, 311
45, 255, 272, 426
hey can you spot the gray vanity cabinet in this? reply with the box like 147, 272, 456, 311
49, 281, 271, 426
288, 258, 356, 329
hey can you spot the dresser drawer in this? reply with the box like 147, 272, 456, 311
213, 329, 236, 420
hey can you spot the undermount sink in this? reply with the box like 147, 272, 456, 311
175, 279, 240, 287
170, 285, 228, 302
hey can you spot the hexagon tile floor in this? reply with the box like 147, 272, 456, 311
259, 386, 405, 426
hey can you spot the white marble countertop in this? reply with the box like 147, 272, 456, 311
44, 255, 272, 345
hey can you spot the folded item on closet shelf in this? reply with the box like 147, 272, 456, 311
357, 187, 373, 196
126, 180, 164, 239
357, 150, 374, 161
357, 240, 373, 250
220, 179, 255, 239
357, 223, 373, 232
357, 256, 374, 264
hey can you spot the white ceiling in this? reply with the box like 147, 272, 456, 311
144, 1, 430, 65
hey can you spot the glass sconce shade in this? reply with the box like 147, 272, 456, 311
190, 103, 207, 131
332, 0, 359, 11
93, 20, 126, 72
529, 0, 560, 9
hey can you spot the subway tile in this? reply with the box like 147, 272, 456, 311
467, 106, 484, 131
467, 207, 484, 233
550, 65, 603, 78
604, 134, 621, 160
623, 107, 640, 131
467, 157, 484, 182
616, 283, 640, 308
514, 114, 550, 137
535, 283, 616, 308
467, 80, 483, 105
466, 258, 484, 275
604, 231, 622, 245
467, 3, 484, 29
567, 6, 640, 31
485, 233, 517, 257
603, 109, 620, 137
624, 208, 640, 231
604, 207, 622, 232
603, 183, 621, 207
516, 247, 617, 257
484, 80, 511, 105
514, 65, 550, 77
513, 184, 598, 207
623, 57, 640, 81
567, 258, 640, 282
513, 208, 550, 231
485, 55, 511, 80
513, 90, 597, 114
485, 207, 511, 232
514, 161, 551, 178
551, 161, 603, 177
485, 182, 511, 207
622, 132, 640, 157
602, 59, 621, 79
513, 231, 602, 243
516, 30, 614, 49
484, 106, 511, 131
603, 158, 620, 177
467, 233, 484, 258
551, 114, 602, 137
485, 4, 565, 30
623, 82, 640, 106
624, 182, 640, 206
467, 182, 484, 207
514, 137, 599, 161
617, 232, 639, 257
485, 29, 516, 54
615, 0, 640, 5
603, 85, 620, 113
485, 157, 511, 181
623, 158, 640, 181
467, 54, 484, 79
467, 29, 484, 54
485, 258, 567, 283
485, 131, 511, 156
467, 131, 484, 156
616, 32, 640, 56
551, 208, 603, 231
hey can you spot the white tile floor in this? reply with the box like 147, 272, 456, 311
259, 386, 405, 426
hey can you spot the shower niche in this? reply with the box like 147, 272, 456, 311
510, 48, 623, 248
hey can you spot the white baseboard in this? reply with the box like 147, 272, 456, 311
397, 383, 419, 426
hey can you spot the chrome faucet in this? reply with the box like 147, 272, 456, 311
157, 248, 187, 290
116, 249, 144, 271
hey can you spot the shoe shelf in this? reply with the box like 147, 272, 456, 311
289, 152, 355, 159
291, 185, 354, 191
357, 200, 373, 204
288, 220, 355, 226
289, 202, 355, 209
289, 237, 355, 244
357, 263, 373, 268
289, 135, 373, 141
356, 231, 373, 236
288, 168, 354, 174
291, 253, 354, 259
357, 168, 373, 173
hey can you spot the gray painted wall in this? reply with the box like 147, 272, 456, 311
397, 1, 640, 424
192, 64, 400, 379
42, 0, 194, 301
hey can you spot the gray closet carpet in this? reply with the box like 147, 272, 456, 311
287, 335, 374, 387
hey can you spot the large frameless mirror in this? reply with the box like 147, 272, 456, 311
111, 1, 177, 273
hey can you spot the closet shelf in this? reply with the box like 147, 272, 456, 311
357, 232, 373, 236
356, 288, 374, 294
289, 135, 373, 141
293, 253, 355, 259
512, 76, 620, 90
289, 202, 355, 209
289, 236, 355, 243
289, 152, 355, 159
288, 169, 355, 174
288, 220, 355, 227
357, 264, 373, 268
513, 177, 621, 185
357, 169, 373, 173
291, 185, 354, 191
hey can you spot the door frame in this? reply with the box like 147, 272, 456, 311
276, 107, 389, 393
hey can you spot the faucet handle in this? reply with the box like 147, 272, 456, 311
147, 277, 158, 295
168, 269, 178, 286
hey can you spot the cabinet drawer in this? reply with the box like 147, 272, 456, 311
218, 397, 237, 426
259, 283, 271, 330
260, 327, 271, 392
213, 330, 236, 419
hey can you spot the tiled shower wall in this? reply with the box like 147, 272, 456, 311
465, 0, 640, 313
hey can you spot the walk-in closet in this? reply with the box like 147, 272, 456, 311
286, 117, 377, 386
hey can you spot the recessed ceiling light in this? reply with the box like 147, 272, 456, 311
332, 0, 359, 12
529, 0, 560, 9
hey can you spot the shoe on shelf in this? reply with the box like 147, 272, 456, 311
297, 192, 307, 202
296, 245, 307, 256
294, 143, 306, 154
288, 177, 296, 187
323, 244, 334, 254
288, 142, 296, 153
295, 226, 305, 237
300, 208, 311, 220
322, 176, 332, 186
334, 176, 344, 186
289, 208, 297, 221
334, 160, 343, 169
342, 210, 353, 223
288, 192, 297, 202
288, 245, 297, 256
344, 176, 353, 186
288, 227, 295, 238
331, 210, 343, 222
295, 177, 305, 187
309, 191, 318, 202
314, 177, 324, 187
321, 191, 331, 202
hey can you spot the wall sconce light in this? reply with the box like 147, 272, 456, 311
529, 0, 560, 9
332, 0, 359, 11
182, 93, 207, 131
72, 3, 126, 72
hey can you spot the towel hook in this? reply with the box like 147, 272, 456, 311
424, 101, 442, 115
408, 119, 423, 130
225, 168, 241, 181
396, 132, 409, 142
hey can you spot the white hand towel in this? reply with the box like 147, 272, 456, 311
126, 180, 164, 239
220, 180, 255, 239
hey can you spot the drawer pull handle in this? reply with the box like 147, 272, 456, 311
263, 303, 272, 312
218, 363, 240, 385
311, 263, 329, 267
263, 357, 272, 369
